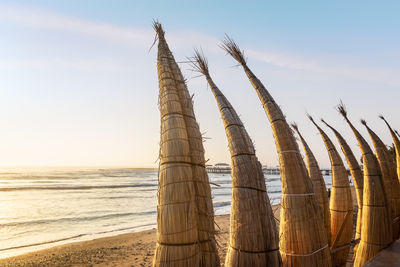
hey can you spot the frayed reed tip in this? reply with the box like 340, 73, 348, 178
337, 100, 347, 118
220, 35, 246, 65
306, 113, 315, 123
379, 115, 391, 129
290, 122, 298, 131
320, 118, 333, 129
320, 118, 328, 126
190, 49, 209, 76
360, 119, 367, 126
153, 20, 165, 38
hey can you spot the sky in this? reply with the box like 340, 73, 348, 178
0, 1, 399, 168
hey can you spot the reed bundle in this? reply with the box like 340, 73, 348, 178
380, 116, 400, 185
221, 36, 331, 267
191, 50, 281, 267
337, 103, 392, 267
361, 120, 400, 240
152, 22, 219, 267
380, 116, 400, 240
291, 123, 331, 245
321, 119, 363, 256
308, 116, 353, 267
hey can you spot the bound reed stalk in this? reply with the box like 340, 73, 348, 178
308, 115, 353, 267
221, 36, 332, 267
337, 103, 392, 267
321, 119, 363, 257
361, 120, 400, 240
191, 50, 281, 267
152, 22, 219, 267
380, 116, 400, 184
291, 123, 331, 245
381, 116, 400, 240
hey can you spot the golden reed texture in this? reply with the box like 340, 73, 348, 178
152, 23, 219, 267
309, 116, 353, 267
362, 120, 400, 241
338, 104, 392, 267
321, 119, 364, 258
191, 50, 281, 267
222, 36, 331, 267
292, 123, 331, 245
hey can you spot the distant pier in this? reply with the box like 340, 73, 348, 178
206, 163, 336, 176
206, 163, 231, 173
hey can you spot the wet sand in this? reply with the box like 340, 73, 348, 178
0, 187, 357, 267
0, 214, 233, 267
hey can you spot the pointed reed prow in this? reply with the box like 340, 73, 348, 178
152, 22, 219, 267
380, 115, 400, 146
360, 119, 367, 126
380, 114, 400, 161
222, 37, 331, 266
220, 35, 247, 66
191, 49, 210, 77
307, 114, 326, 135
320, 118, 342, 138
194, 50, 281, 266
290, 122, 304, 143
220, 36, 275, 103
291, 121, 331, 245
380, 115, 400, 239
290, 122, 301, 138
320, 118, 330, 128
337, 103, 370, 152
337, 101, 348, 118
337, 102, 392, 267
337, 101, 353, 128
361, 119, 400, 241
309, 113, 353, 267
321, 117, 364, 260
152, 20, 165, 40
307, 114, 319, 128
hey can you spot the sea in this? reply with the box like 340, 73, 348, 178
0, 167, 339, 259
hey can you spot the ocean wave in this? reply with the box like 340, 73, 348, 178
0, 234, 88, 251
0, 175, 96, 180
0, 222, 156, 252
0, 170, 155, 180
209, 180, 231, 185
214, 201, 231, 208
212, 191, 231, 197
0, 183, 158, 192
1, 211, 156, 228
267, 190, 282, 194
266, 177, 280, 182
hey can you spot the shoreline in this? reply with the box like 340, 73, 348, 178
0, 222, 158, 260
0, 214, 232, 267
0, 187, 357, 267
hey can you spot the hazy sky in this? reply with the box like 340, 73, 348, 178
0, 1, 399, 167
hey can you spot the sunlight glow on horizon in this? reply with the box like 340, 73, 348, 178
0, 1, 399, 168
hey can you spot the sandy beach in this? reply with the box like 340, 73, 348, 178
0, 206, 280, 267
0, 188, 357, 267
0, 213, 232, 267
